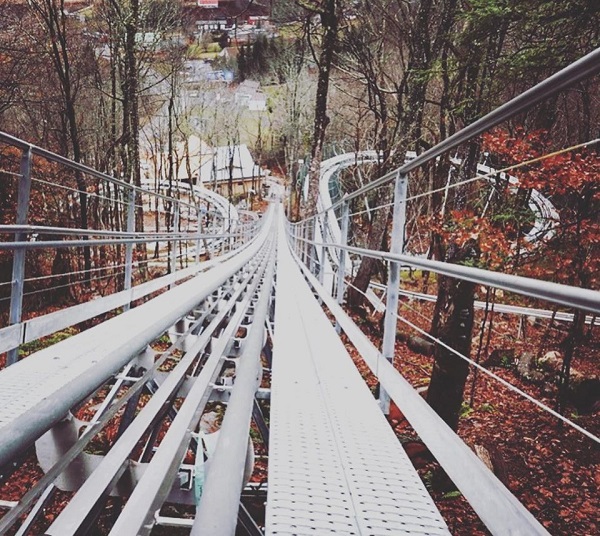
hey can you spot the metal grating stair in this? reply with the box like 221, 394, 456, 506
266, 216, 450, 535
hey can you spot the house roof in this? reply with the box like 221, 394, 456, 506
199, 144, 261, 184
183, 1, 269, 24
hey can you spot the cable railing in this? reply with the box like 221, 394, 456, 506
0, 131, 258, 365
288, 47, 600, 434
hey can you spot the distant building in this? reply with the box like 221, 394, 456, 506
141, 135, 213, 184
234, 80, 267, 111
135, 32, 161, 48
185, 1, 270, 32
198, 144, 264, 197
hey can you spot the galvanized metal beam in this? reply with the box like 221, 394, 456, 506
0, 209, 273, 471
103, 234, 276, 536
192, 250, 275, 536
294, 250, 552, 536
44, 249, 269, 536
303, 238, 600, 315
335, 200, 349, 306
252, 398, 270, 450
7, 147, 32, 366
123, 189, 136, 311
379, 172, 407, 414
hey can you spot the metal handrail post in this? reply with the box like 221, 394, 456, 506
7, 147, 33, 366
336, 201, 350, 305
170, 201, 180, 280
305, 220, 310, 270
319, 212, 328, 285
380, 172, 407, 414
123, 188, 135, 312
294, 223, 299, 257
335, 201, 350, 333
307, 218, 314, 273
298, 221, 303, 263
195, 208, 202, 264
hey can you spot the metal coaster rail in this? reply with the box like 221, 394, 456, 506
0, 46, 598, 536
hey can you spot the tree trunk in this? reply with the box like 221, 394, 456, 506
303, 0, 338, 218
427, 239, 480, 431
31, 0, 93, 286
346, 187, 391, 309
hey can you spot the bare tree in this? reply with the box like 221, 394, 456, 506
28, 0, 95, 283
296, 0, 344, 217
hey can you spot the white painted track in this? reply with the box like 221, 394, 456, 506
266, 210, 449, 535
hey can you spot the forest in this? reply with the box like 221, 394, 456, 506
0, 0, 599, 534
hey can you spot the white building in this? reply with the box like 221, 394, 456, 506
234, 80, 267, 111
198, 144, 264, 196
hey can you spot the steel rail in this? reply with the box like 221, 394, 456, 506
0, 131, 200, 213
192, 244, 275, 535
0, 224, 244, 239
370, 283, 599, 325
301, 237, 600, 315
0, 226, 264, 355
107, 234, 276, 536
0, 297, 220, 535
44, 246, 270, 536
0, 208, 272, 470
329, 48, 600, 209
0, 232, 246, 250
293, 249, 551, 536
271, 213, 450, 535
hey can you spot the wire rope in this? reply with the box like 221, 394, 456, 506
344, 280, 599, 445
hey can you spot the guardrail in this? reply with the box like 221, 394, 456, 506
290, 48, 600, 413
0, 131, 249, 365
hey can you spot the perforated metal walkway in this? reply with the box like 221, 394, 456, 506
0, 236, 267, 469
266, 215, 450, 535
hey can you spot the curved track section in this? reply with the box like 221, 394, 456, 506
267, 210, 449, 536
317, 152, 564, 319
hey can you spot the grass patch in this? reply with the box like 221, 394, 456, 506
18, 327, 79, 358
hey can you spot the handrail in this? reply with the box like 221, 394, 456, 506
0, 131, 200, 212
294, 251, 551, 536
300, 236, 600, 315
0, 208, 273, 470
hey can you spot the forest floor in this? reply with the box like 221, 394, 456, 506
343, 278, 599, 536
0, 275, 598, 535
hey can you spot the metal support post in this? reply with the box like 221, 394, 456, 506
237, 502, 263, 536
336, 201, 350, 305
307, 219, 314, 274
302, 221, 307, 265
294, 223, 299, 257
170, 201, 180, 279
319, 212, 328, 285
7, 147, 32, 366
252, 398, 269, 449
380, 172, 407, 414
306, 220, 312, 270
335, 201, 349, 333
195, 208, 202, 264
123, 188, 135, 311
